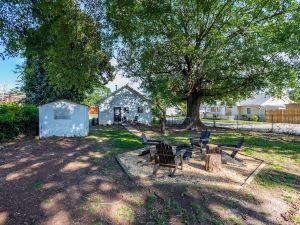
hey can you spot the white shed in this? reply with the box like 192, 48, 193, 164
98, 85, 152, 125
39, 100, 89, 138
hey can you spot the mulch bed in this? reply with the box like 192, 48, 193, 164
117, 148, 264, 190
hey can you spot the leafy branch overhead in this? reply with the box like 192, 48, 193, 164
107, 0, 300, 124
0, 0, 115, 104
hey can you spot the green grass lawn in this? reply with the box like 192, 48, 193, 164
87, 126, 144, 156
88, 126, 299, 190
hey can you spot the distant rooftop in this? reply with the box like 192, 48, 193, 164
238, 93, 293, 108
0, 93, 25, 103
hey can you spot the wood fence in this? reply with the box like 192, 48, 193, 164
266, 104, 300, 124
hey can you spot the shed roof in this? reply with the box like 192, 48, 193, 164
39, 99, 88, 108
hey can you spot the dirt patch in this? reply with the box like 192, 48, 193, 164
0, 129, 149, 225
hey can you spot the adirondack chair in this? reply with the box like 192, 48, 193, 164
153, 142, 187, 177
218, 137, 245, 159
189, 130, 211, 153
138, 133, 162, 161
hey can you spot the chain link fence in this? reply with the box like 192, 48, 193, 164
166, 114, 300, 135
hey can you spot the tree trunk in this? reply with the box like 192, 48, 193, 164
183, 93, 203, 127
160, 111, 166, 134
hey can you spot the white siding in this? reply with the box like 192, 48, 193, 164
39, 101, 89, 138
98, 87, 152, 125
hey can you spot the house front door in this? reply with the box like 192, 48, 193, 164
114, 107, 122, 123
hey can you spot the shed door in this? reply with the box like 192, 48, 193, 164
114, 107, 122, 122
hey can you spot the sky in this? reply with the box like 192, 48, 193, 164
0, 46, 23, 91
0, 46, 139, 93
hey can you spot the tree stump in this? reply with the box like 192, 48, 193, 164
206, 144, 221, 154
205, 154, 222, 172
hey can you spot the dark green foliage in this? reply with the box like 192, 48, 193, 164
82, 86, 111, 106
107, 0, 300, 123
0, 103, 38, 142
1, 0, 114, 104
289, 88, 300, 103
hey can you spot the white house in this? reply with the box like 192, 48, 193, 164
234, 94, 293, 120
39, 100, 89, 138
200, 102, 234, 120
98, 85, 152, 125
200, 94, 293, 121
166, 107, 181, 116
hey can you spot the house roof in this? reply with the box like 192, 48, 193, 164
237, 94, 293, 108
96, 85, 151, 105
39, 99, 89, 108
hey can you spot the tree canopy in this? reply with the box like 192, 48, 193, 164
106, 0, 300, 124
1, 0, 114, 104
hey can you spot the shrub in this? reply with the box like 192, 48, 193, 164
0, 103, 38, 142
249, 115, 259, 122
241, 115, 248, 121
240, 115, 259, 121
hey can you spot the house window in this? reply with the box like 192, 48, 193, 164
54, 107, 71, 120
124, 107, 129, 113
246, 108, 251, 115
138, 107, 144, 113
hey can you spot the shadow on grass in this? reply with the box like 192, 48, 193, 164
0, 125, 298, 225
256, 168, 300, 191
153, 130, 299, 164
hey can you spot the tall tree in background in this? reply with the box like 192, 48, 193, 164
0, 0, 114, 104
141, 76, 182, 133
82, 86, 111, 106
107, 0, 300, 125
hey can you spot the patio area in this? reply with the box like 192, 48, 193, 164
117, 147, 265, 190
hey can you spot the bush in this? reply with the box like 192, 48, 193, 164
240, 114, 259, 121
241, 115, 248, 121
249, 115, 259, 122
0, 103, 38, 142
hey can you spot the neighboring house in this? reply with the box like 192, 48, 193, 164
97, 85, 152, 125
200, 94, 293, 121
39, 100, 89, 138
200, 102, 234, 120
235, 94, 293, 120
166, 107, 182, 116
0, 93, 25, 103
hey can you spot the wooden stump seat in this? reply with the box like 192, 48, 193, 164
206, 144, 221, 154
205, 154, 222, 172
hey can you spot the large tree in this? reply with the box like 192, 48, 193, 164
1, 0, 114, 103
141, 76, 182, 133
106, 0, 300, 125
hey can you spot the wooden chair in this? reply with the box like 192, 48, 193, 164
189, 130, 211, 153
218, 137, 245, 159
138, 133, 162, 161
153, 142, 187, 177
